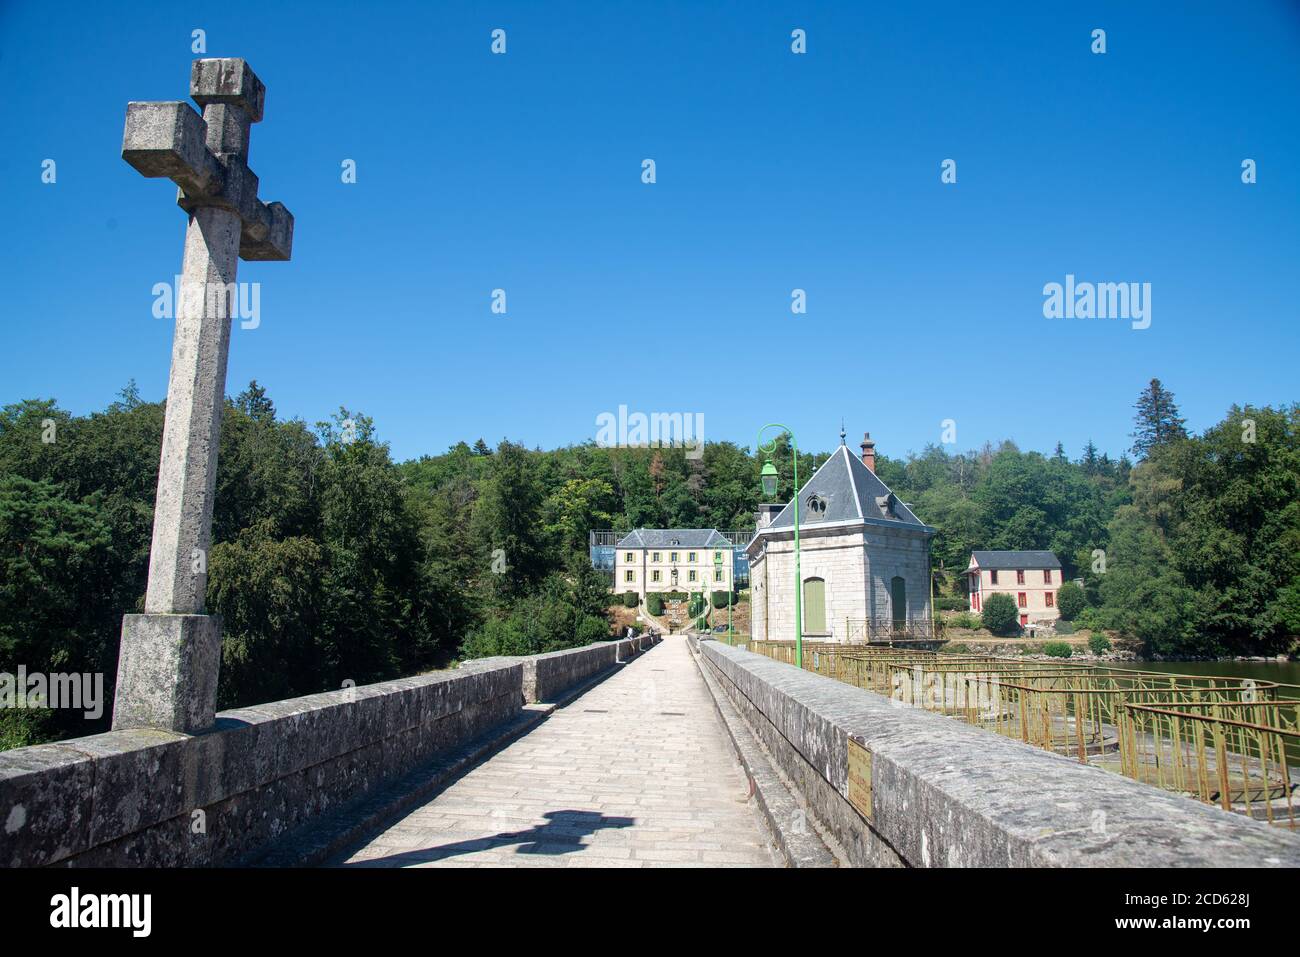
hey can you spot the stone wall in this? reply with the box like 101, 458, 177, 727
472, 635, 655, 703
699, 640, 1300, 867
0, 638, 653, 868
862, 523, 932, 625
750, 524, 932, 642
530, 635, 652, 702
753, 529, 868, 642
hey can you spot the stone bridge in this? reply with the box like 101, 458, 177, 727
5, 633, 1300, 869
7, 56, 1298, 872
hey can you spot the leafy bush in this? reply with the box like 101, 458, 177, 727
647, 592, 664, 616
981, 592, 1020, 636
1088, 632, 1112, 655
460, 616, 530, 657
1043, 640, 1072, 658
460, 576, 612, 658
575, 615, 610, 645
1075, 606, 1107, 631
622, 590, 639, 608
1054, 620, 1076, 635
936, 594, 968, 612
0, 706, 52, 752
949, 612, 981, 630
1056, 581, 1086, 621
711, 590, 734, 609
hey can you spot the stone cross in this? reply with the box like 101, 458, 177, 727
112, 58, 294, 734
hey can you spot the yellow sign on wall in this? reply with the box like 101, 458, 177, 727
847, 737, 873, 821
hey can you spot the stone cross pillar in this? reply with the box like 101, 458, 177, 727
112, 59, 294, 734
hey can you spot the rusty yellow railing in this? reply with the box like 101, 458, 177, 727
739, 640, 1299, 827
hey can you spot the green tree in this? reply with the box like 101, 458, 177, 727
235, 380, 275, 422
1131, 378, 1188, 460
472, 441, 547, 599
981, 592, 1019, 636
0, 477, 115, 716
543, 477, 614, 557
315, 409, 439, 684
1056, 580, 1086, 620
208, 521, 327, 708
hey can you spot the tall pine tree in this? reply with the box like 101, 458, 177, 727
1131, 378, 1188, 459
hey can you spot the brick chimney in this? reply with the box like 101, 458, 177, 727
860, 432, 876, 473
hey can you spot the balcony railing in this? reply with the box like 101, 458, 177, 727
843, 618, 939, 645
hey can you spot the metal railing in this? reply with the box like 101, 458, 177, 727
589, 529, 755, 547
738, 641, 1300, 827
843, 618, 940, 645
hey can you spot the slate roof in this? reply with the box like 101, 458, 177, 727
967, 550, 1062, 571
754, 445, 928, 538
616, 528, 731, 549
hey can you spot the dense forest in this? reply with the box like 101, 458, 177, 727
2, 378, 1297, 747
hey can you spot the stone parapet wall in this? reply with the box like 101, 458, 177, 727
0, 637, 654, 868
698, 640, 1300, 867
530, 635, 653, 702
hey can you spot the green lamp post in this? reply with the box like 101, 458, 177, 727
757, 424, 803, 668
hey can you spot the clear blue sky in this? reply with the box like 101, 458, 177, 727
3, 1, 1297, 463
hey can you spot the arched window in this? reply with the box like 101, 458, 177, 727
803, 577, 827, 634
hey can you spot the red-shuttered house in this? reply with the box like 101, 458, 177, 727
963, 550, 1063, 627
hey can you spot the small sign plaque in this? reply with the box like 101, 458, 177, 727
846, 737, 873, 821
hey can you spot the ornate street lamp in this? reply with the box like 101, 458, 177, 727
757, 424, 803, 668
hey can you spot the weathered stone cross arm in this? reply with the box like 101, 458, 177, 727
121, 59, 293, 261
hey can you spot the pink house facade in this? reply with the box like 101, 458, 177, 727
963, 550, 1063, 628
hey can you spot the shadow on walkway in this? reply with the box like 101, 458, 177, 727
342, 810, 635, 866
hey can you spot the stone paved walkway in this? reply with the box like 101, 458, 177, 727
332, 635, 779, 868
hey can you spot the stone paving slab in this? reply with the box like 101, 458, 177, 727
331, 636, 779, 868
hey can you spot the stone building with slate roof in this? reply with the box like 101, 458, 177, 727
963, 550, 1064, 626
614, 528, 734, 600
747, 432, 935, 643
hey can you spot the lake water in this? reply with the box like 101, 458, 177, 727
1107, 659, 1300, 697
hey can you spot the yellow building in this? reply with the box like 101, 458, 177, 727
613, 529, 733, 600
